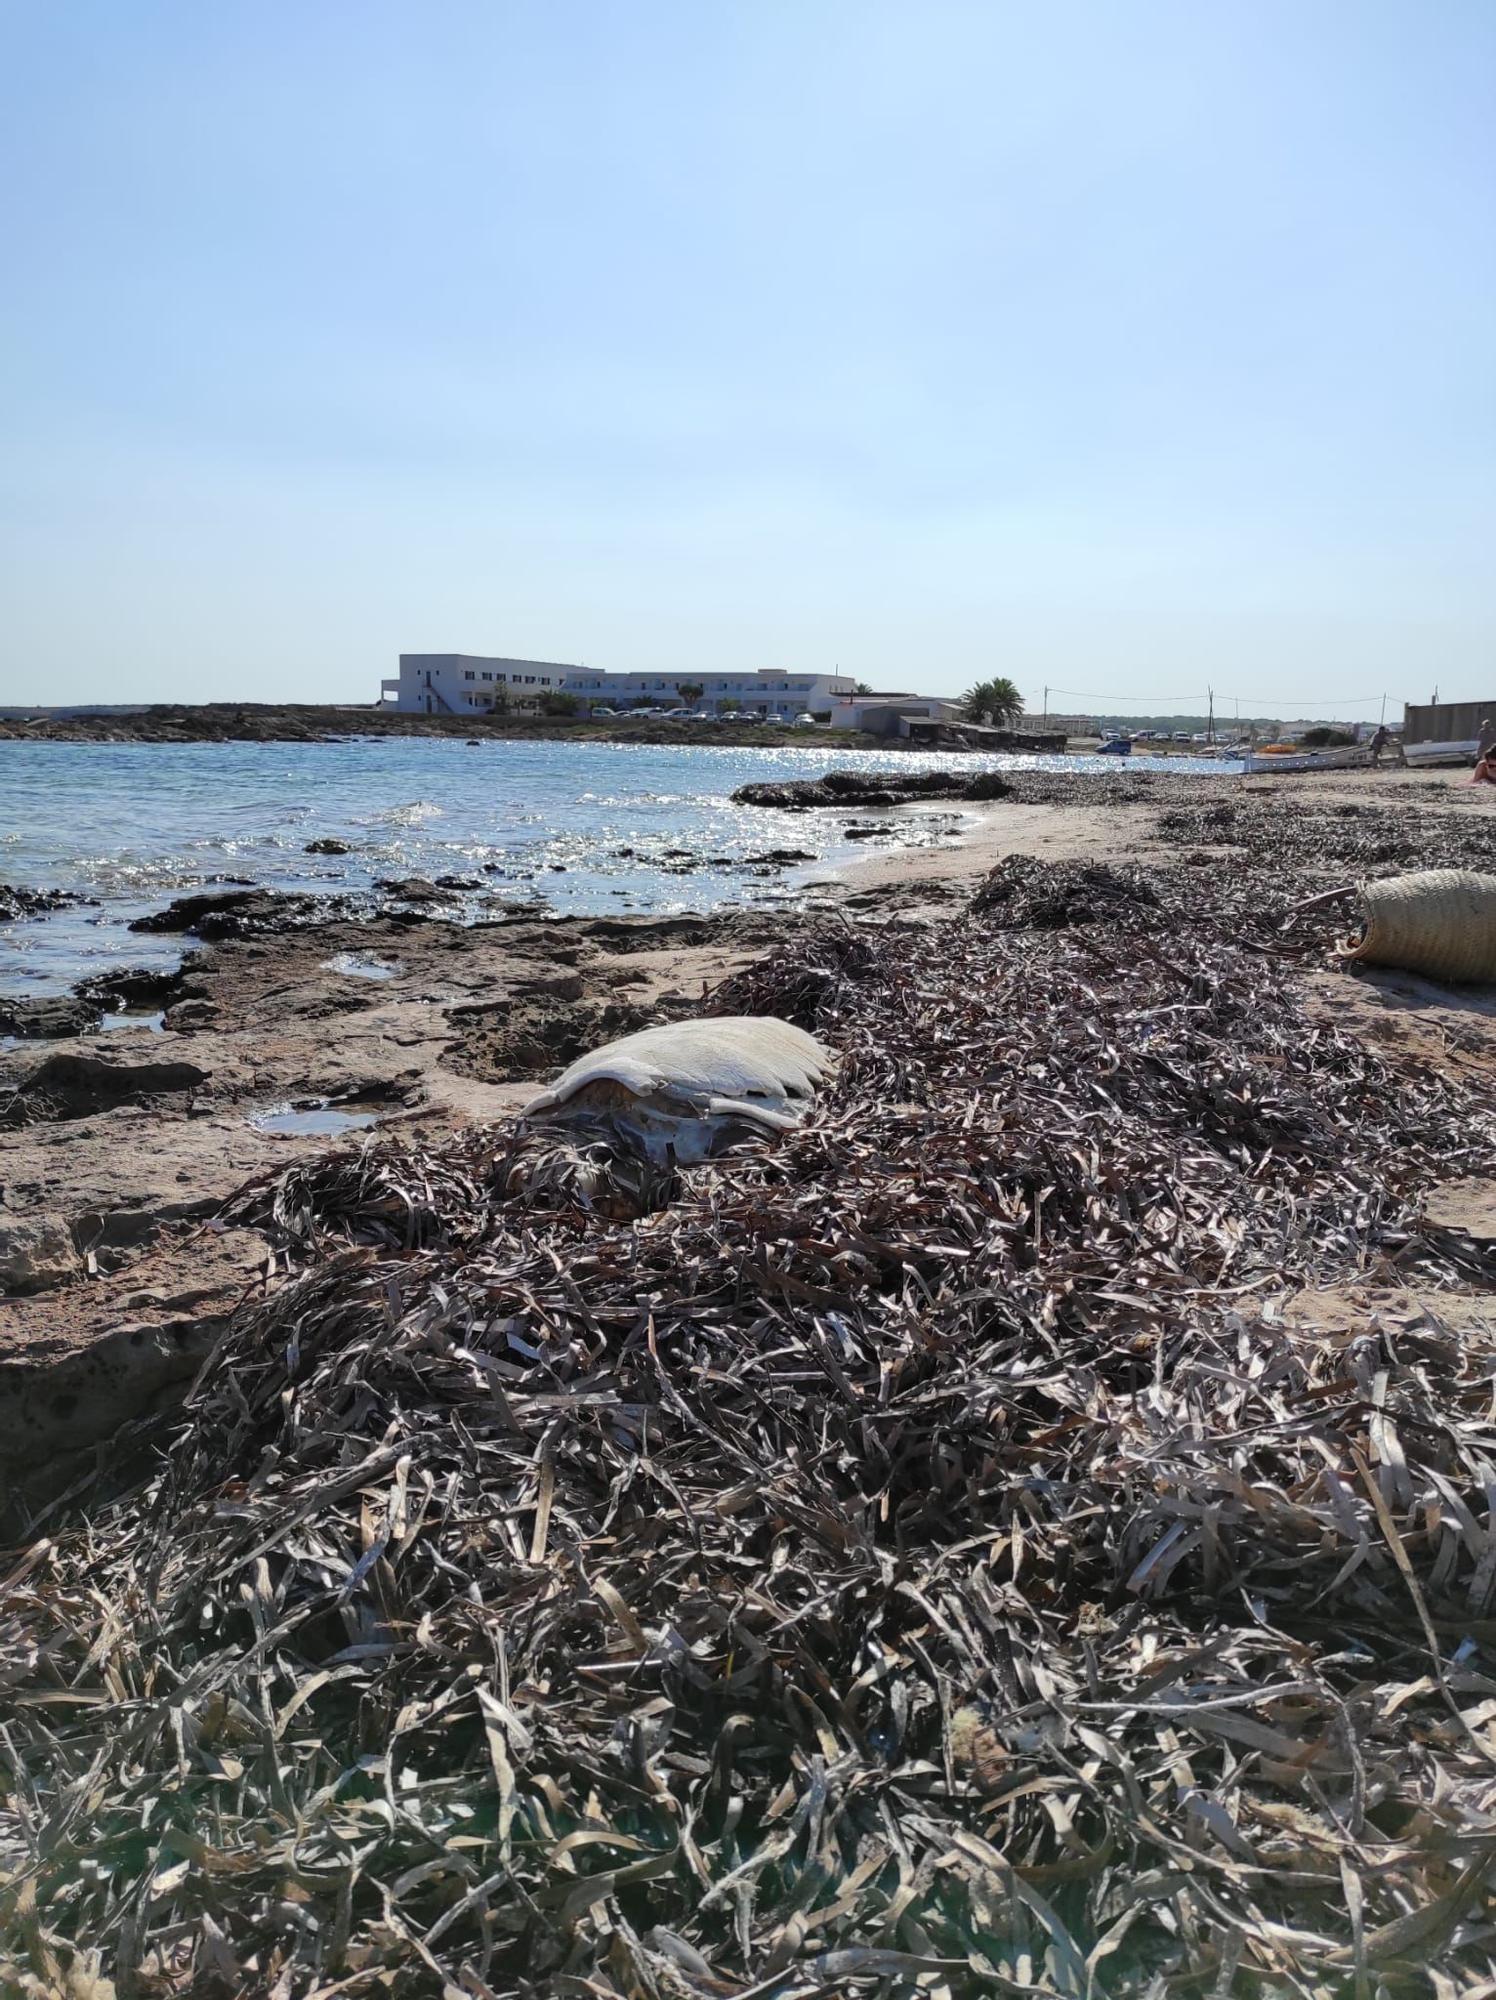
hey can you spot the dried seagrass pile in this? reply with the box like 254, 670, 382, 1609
1148, 796, 1496, 880
5, 865, 1496, 1998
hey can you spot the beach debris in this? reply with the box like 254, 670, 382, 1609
520, 1014, 831, 1162
971, 852, 1161, 927
1338, 867, 1496, 983
4, 878, 1496, 1994
1153, 794, 1496, 876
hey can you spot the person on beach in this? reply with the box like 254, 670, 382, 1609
1466, 720, 1496, 785
1368, 723, 1392, 765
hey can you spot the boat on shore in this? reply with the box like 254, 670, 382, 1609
1245, 743, 1372, 775
1402, 737, 1479, 768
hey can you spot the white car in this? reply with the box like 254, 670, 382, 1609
792, 713, 819, 728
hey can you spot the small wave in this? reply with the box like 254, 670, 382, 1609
376, 800, 445, 828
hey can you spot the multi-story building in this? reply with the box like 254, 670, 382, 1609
382, 655, 857, 721
381, 655, 579, 714
380, 656, 860, 720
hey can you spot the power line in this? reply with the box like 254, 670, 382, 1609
1038, 687, 1392, 711
1219, 693, 1389, 709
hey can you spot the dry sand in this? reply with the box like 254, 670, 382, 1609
825, 761, 1493, 904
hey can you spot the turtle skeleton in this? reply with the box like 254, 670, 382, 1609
519, 1015, 832, 1164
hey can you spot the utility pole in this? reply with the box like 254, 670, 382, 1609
1207, 687, 1215, 745
1042, 686, 1049, 721
1380, 692, 1387, 725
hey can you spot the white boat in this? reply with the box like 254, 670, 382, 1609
1402, 738, 1479, 768
1245, 744, 1371, 775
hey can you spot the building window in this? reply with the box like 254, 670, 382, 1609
525, 676, 536, 685
463, 670, 475, 681
481, 672, 492, 681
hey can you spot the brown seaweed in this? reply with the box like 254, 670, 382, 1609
4, 875, 1496, 1997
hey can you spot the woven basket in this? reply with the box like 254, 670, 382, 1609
1338, 869, 1496, 984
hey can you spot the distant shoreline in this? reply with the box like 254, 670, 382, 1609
0, 701, 908, 751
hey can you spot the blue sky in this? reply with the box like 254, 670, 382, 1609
2, 1, 1492, 713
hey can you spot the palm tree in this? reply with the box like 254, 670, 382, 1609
963, 677, 1025, 727
676, 682, 705, 708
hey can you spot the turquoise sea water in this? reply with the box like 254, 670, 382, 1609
0, 737, 1241, 994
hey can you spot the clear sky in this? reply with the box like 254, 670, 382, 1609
2, 1, 1492, 714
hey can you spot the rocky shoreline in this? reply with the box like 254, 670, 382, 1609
4, 768, 1495, 1992
0, 893, 828, 1461
4, 766, 1494, 1478
0, 701, 891, 749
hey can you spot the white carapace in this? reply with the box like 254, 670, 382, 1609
520, 1016, 832, 1164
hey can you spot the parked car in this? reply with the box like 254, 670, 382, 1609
792, 713, 818, 728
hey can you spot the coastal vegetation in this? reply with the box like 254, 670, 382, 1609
961, 675, 1025, 726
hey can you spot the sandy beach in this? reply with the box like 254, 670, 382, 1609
3, 760, 1491, 1463
829, 761, 1491, 894
3, 756, 1495, 1991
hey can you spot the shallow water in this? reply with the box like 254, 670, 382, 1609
322, 952, 401, 982
248, 1102, 380, 1137
0, 737, 1241, 994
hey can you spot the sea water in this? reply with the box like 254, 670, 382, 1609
0, 736, 1241, 994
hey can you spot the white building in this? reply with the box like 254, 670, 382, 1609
823, 692, 965, 734
382, 655, 579, 714
383, 654, 856, 721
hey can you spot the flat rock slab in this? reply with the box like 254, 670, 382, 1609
1, 1049, 209, 1128
0, 1224, 272, 1468
0, 994, 101, 1039
1424, 1179, 1496, 1242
